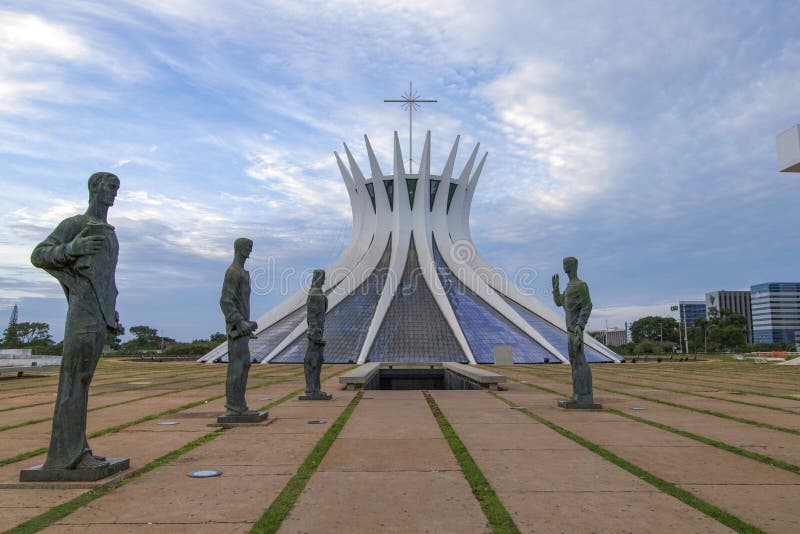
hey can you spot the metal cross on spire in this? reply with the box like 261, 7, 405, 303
384, 81, 437, 173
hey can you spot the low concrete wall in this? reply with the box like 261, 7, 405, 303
442, 362, 507, 389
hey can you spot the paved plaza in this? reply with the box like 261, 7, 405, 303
0, 359, 798, 533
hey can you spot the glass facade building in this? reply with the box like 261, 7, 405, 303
678, 301, 706, 328
751, 282, 800, 346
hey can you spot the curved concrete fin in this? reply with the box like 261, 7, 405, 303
462, 152, 488, 241
335, 151, 357, 204
419, 130, 431, 177
458, 143, 480, 186
469, 152, 488, 189
440, 135, 460, 181
343, 143, 367, 186
393, 131, 406, 178
364, 134, 384, 179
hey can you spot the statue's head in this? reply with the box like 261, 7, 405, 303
562, 256, 578, 275
234, 238, 253, 259
311, 269, 325, 289
88, 172, 120, 207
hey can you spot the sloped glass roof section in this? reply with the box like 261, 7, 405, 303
364, 182, 376, 212
406, 178, 418, 210
384, 179, 394, 210
219, 305, 307, 363
368, 236, 465, 363
272, 237, 393, 363
433, 239, 554, 363
501, 295, 614, 363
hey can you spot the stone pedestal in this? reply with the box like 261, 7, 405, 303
298, 392, 333, 401
20, 457, 129, 482
557, 399, 602, 410
216, 411, 268, 424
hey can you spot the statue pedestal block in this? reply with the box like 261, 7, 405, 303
216, 411, 268, 424
557, 399, 602, 410
20, 457, 129, 483
298, 393, 333, 401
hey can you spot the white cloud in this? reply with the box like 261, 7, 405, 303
477, 61, 631, 212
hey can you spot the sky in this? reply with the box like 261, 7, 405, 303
1, 1, 799, 342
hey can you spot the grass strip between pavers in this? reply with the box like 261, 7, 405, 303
3, 430, 226, 534
0, 366, 242, 409
607, 408, 800, 475
489, 391, 766, 534
4, 365, 356, 533
507, 369, 800, 436
250, 391, 364, 534
0, 365, 302, 422
582, 374, 800, 413
0, 368, 311, 468
507, 373, 800, 473
591, 368, 800, 400
423, 391, 521, 534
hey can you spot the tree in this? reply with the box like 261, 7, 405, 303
630, 316, 680, 343
689, 310, 748, 352
208, 332, 226, 343
2, 304, 20, 347
14, 322, 53, 346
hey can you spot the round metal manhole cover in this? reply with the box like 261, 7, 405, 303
308, 420, 327, 425
157, 421, 179, 425
188, 470, 222, 478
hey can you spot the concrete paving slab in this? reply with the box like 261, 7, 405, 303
44, 523, 252, 533
319, 438, 458, 472
605, 445, 800, 485
174, 430, 318, 470
498, 490, 734, 533
685, 484, 800, 533
338, 414, 442, 439
0, 488, 85, 531
466, 448, 654, 493
55, 468, 291, 525
278, 471, 489, 534
450, 422, 583, 451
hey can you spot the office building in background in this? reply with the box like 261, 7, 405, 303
751, 282, 800, 346
705, 290, 752, 344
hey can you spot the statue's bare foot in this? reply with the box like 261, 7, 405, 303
75, 453, 110, 470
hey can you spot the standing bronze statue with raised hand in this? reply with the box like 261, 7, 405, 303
218, 237, 267, 423
22, 172, 128, 482
552, 256, 601, 409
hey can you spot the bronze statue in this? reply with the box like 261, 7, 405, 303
218, 238, 267, 423
299, 269, 331, 400
552, 257, 600, 409
22, 172, 128, 482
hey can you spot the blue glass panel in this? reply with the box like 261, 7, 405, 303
368, 236, 466, 363
500, 295, 614, 363
364, 182, 376, 212
384, 179, 394, 210
446, 183, 458, 213
430, 179, 440, 210
406, 178, 417, 210
432, 239, 553, 363
273, 237, 392, 363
